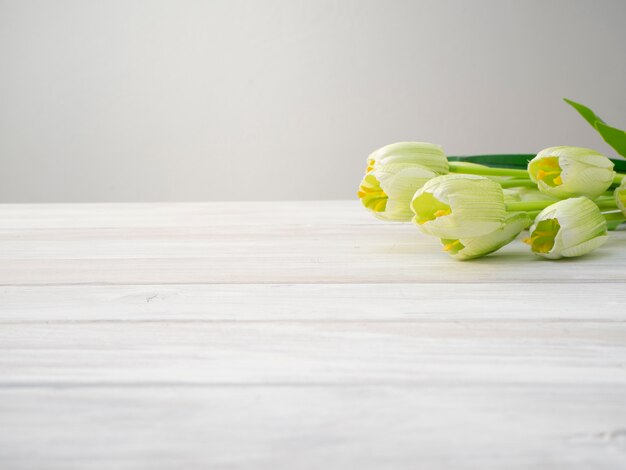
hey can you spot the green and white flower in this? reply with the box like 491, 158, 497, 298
440, 212, 530, 261
528, 146, 615, 199
525, 197, 608, 259
411, 174, 507, 238
358, 163, 437, 221
366, 142, 449, 175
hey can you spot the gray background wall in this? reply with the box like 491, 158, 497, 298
1, 0, 625, 202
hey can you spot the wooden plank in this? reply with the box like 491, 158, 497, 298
0, 229, 625, 285
0, 201, 375, 229
1, 246, 624, 285
0, 224, 624, 264
1, 386, 625, 469
2, 321, 625, 386
2, 283, 626, 323
0, 224, 416, 259
1, 201, 624, 285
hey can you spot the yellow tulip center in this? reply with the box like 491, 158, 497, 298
412, 192, 452, 225
357, 173, 388, 212
535, 157, 563, 187
523, 218, 560, 253
366, 158, 375, 173
441, 238, 465, 255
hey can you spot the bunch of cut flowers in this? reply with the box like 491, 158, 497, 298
358, 99, 626, 260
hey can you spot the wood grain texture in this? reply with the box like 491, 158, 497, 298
2, 386, 626, 470
2, 320, 626, 386
2, 283, 626, 322
1, 201, 625, 285
0, 201, 625, 469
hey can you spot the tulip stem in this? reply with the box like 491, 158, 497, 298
505, 201, 555, 212
448, 162, 530, 179
596, 197, 619, 209
603, 211, 626, 222
498, 179, 537, 189
604, 211, 626, 231
506, 197, 617, 213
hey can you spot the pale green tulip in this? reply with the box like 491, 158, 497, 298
358, 163, 437, 221
366, 142, 449, 175
525, 197, 608, 259
411, 174, 507, 238
440, 212, 530, 261
528, 146, 615, 199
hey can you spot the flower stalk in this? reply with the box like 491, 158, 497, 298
498, 179, 538, 189
448, 161, 530, 179
506, 197, 617, 213
603, 211, 626, 222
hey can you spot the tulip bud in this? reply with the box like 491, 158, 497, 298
525, 197, 608, 259
367, 142, 449, 175
411, 174, 507, 238
528, 146, 615, 199
358, 163, 437, 221
440, 212, 530, 261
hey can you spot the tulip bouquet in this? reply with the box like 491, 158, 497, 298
358, 99, 626, 260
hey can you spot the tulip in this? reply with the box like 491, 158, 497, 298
528, 146, 615, 199
366, 142, 449, 175
358, 163, 437, 221
440, 212, 530, 261
411, 174, 507, 238
524, 197, 608, 259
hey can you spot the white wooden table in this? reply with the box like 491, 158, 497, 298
1, 201, 625, 469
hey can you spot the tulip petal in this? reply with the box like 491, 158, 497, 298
560, 235, 608, 258
528, 147, 615, 199
446, 212, 529, 260
411, 174, 507, 239
527, 197, 607, 259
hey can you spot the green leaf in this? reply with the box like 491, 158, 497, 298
448, 154, 626, 173
564, 98, 626, 158
596, 121, 626, 158
447, 154, 534, 169
563, 98, 604, 127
